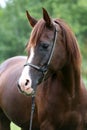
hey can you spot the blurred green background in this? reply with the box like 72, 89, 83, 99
0, 0, 87, 129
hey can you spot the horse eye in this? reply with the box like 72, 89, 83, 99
41, 43, 49, 49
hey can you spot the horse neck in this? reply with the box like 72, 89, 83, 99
43, 63, 81, 100
62, 63, 81, 99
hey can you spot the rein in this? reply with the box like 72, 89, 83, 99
29, 96, 35, 130
25, 25, 58, 130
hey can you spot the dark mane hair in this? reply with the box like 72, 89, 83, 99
53, 19, 82, 97
54, 19, 81, 71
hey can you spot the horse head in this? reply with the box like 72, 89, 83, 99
18, 8, 81, 96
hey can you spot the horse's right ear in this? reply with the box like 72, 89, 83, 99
26, 10, 37, 27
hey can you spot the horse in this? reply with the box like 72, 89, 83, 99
0, 56, 39, 130
0, 8, 87, 130
18, 8, 87, 130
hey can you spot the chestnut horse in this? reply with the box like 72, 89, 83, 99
18, 8, 87, 130
0, 8, 87, 130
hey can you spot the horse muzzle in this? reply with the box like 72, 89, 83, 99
17, 80, 35, 96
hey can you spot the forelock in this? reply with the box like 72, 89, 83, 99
26, 19, 46, 50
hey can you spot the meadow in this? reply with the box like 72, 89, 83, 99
11, 123, 20, 130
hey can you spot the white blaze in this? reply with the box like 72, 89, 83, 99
18, 47, 35, 95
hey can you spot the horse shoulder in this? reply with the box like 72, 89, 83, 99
0, 56, 27, 94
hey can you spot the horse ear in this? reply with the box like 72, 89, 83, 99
42, 8, 52, 27
26, 10, 37, 27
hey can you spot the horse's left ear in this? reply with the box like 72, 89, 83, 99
42, 8, 52, 27
26, 10, 37, 27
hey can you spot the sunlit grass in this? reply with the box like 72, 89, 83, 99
11, 123, 20, 130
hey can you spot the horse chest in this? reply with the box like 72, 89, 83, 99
37, 91, 71, 125
37, 96, 84, 129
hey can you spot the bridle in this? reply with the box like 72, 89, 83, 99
24, 23, 58, 130
24, 25, 58, 77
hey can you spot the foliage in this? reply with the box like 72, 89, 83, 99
0, 0, 87, 81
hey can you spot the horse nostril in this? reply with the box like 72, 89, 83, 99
25, 79, 29, 86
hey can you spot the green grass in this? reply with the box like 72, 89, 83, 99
11, 123, 20, 130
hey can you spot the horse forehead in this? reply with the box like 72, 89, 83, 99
40, 28, 54, 41
39, 23, 61, 40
